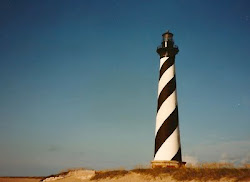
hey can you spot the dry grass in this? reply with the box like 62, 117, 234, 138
90, 163, 250, 181
40, 168, 87, 181
132, 167, 250, 181
91, 170, 129, 180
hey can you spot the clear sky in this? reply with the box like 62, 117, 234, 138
0, 0, 249, 176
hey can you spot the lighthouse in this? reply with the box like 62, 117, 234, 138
151, 31, 185, 168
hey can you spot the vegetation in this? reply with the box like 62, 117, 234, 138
40, 168, 88, 181
91, 170, 129, 180
91, 163, 250, 181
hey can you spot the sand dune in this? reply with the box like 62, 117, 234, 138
40, 165, 250, 182
1, 164, 249, 182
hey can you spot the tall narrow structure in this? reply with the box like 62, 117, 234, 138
151, 31, 185, 168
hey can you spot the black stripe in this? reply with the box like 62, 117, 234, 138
157, 76, 176, 111
159, 57, 175, 80
171, 147, 182, 162
154, 107, 179, 156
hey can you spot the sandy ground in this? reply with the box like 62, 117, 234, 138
43, 173, 174, 182
40, 170, 250, 182
51, 176, 249, 182
1, 168, 249, 182
42, 173, 246, 182
0, 177, 42, 182
1, 175, 249, 182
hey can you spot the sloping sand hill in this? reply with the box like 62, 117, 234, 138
40, 166, 250, 182
2, 164, 249, 182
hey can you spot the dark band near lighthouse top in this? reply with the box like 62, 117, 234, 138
157, 30, 179, 58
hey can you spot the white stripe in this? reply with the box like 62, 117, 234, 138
158, 64, 175, 97
155, 90, 177, 135
160, 57, 168, 69
154, 126, 180, 161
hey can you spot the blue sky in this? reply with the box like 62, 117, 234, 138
0, 0, 249, 176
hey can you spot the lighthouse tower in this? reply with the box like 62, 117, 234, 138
151, 31, 185, 168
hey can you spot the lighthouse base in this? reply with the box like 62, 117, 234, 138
151, 160, 186, 168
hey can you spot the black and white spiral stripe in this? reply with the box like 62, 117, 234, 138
154, 56, 182, 162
